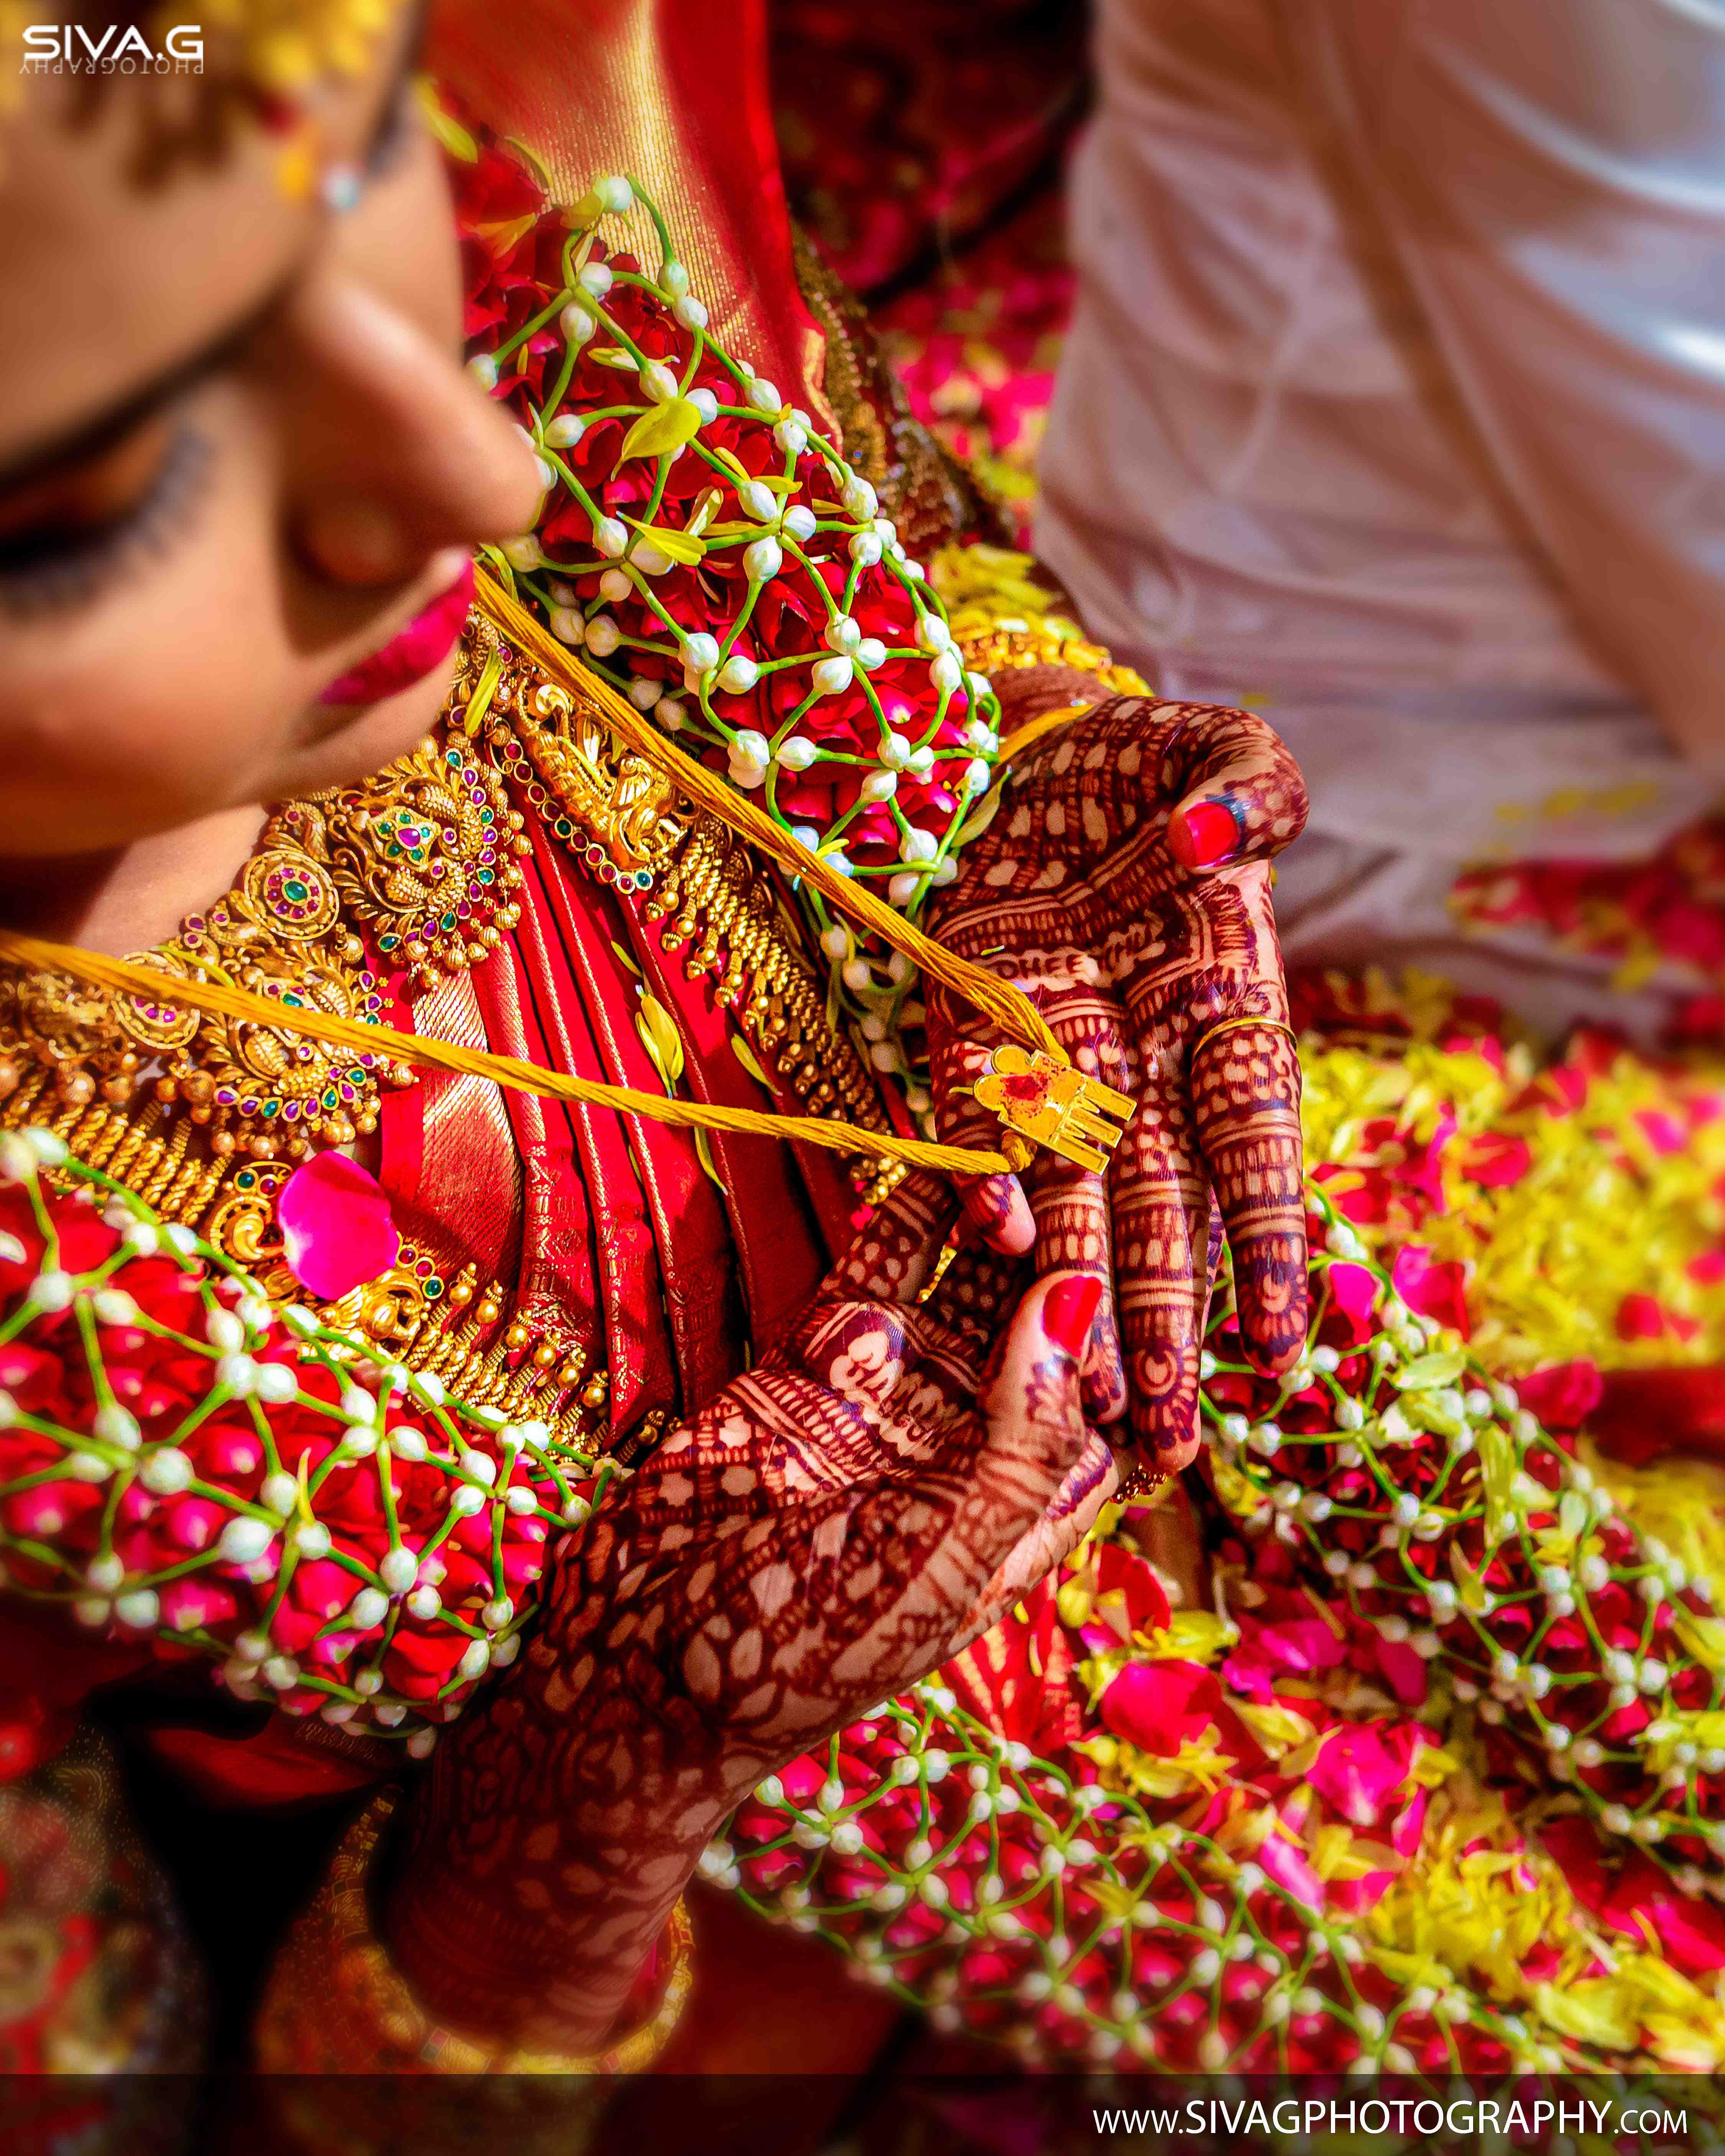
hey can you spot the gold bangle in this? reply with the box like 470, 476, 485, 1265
1190, 1015, 1302, 1060
998, 702, 1095, 765
255, 1790, 694, 2077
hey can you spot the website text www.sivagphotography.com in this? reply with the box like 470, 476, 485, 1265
1082, 2081, 1704, 2153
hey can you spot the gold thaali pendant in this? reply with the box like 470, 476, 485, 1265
973, 1047, 1134, 1174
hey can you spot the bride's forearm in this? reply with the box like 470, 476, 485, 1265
381, 1669, 727, 2053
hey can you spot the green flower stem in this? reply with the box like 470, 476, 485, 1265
492, 287, 577, 371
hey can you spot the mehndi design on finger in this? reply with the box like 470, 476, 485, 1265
926, 694, 1309, 1468
1190, 1019, 1308, 1373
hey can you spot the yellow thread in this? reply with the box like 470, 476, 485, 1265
473, 572, 1069, 1070
0, 930, 1011, 1177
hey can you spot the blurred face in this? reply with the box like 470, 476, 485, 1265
0, 18, 542, 859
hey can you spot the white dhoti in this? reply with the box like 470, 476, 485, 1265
1036, 0, 1725, 1035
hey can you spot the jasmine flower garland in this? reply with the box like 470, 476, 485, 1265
453, 136, 1001, 1125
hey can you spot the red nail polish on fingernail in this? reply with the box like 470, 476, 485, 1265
1043, 1275, 1104, 1356
1172, 799, 1242, 869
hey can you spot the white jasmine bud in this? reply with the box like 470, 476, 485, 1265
205, 1307, 245, 1354
558, 304, 596, 352
640, 360, 679, 404
717, 654, 760, 695
744, 536, 782, 583
140, 1447, 194, 1496
378, 1547, 418, 1594
29, 1270, 72, 1313
254, 1363, 297, 1405
217, 1517, 274, 1565
93, 1404, 141, 1451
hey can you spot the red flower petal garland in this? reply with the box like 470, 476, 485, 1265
1206, 1187, 1725, 1888
447, 120, 1002, 1107
713, 1642, 1533, 2074
717, 1174, 1725, 2076
0, 1133, 605, 1747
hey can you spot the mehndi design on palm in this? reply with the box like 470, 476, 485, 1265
926, 682, 1310, 1473
384, 1169, 1115, 2051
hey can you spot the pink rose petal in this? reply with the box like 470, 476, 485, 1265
1390, 1243, 1472, 1337
1257, 1829, 1326, 1913
1327, 1263, 1379, 1323
1100, 1660, 1220, 1757
278, 1153, 399, 1301
1257, 1618, 1347, 1674
1375, 1635, 1430, 1705
1515, 1358, 1604, 1433
1306, 1724, 1413, 1827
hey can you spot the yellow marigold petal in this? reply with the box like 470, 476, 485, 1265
1533, 1979, 1640, 2053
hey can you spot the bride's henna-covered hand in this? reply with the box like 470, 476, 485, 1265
924, 673, 1310, 1474
383, 1169, 1115, 2051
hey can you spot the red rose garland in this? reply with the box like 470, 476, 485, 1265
1206, 1190, 1725, 1889
446, 120, 1002, 1110
0, 1133, 605, 1746
713, 1179, 1725, 2076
